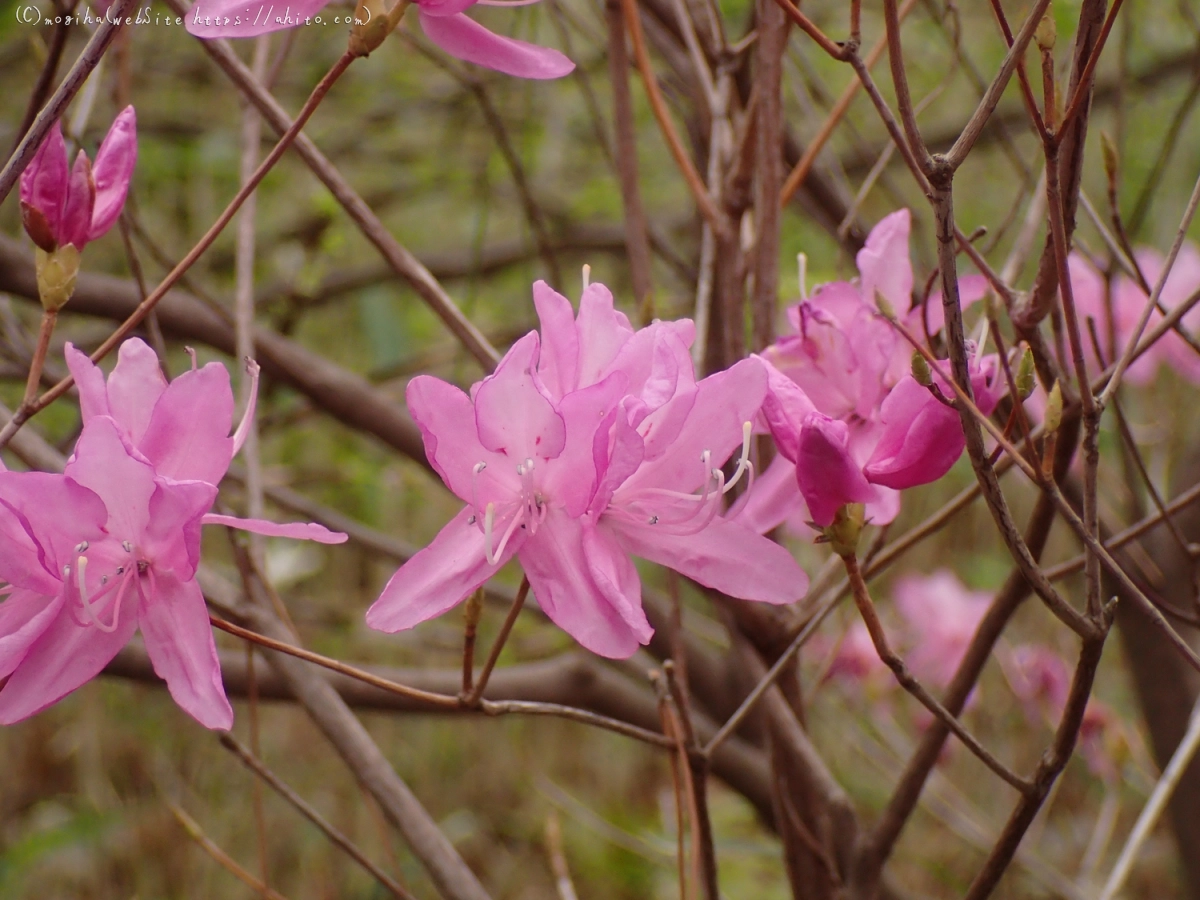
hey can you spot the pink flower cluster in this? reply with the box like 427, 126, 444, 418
738, 210, 1003, 532
366, 281, 808, 657
0, 340, 345, 730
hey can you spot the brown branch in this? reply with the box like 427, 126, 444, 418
608, 0, 657, 304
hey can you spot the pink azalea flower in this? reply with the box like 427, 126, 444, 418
19, 107, 137, 253
185, 0, 574, 80
1002, 643, 1118, 781
739, 209, 999, 534
0, 341, 346, 729
892, 569, 989, 689
366, 285, 807, 658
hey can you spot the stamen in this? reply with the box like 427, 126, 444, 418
74, 541, 89, 553
471, 462, 487, 519
122, 541, 133, 553
185, 347, 198, 370
722, 422, 754, 493
582, 263, 591, 291
491, 508, 525, 562
483, 503, 497, 565
231, 358, 262, 455
76, 556, 118, 634
797, 253, 808, 301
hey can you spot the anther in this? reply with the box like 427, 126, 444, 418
75, 541, 89, 553
122, 541, 133, 553
648, 515, 659, 525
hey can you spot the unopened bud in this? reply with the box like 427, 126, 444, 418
873, 289, 895, 320
1044, 380, 1063, 434
35, 244, 80, 312
984, 289, 1003, 322
1101, 132, 1119, 184
911, 351, 933, 386
1015, 347, 1036, 400
1035, 13, 1056, 53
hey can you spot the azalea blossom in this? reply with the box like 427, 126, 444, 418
1002, 643, 1121, 781
1068, 244, 1200, 385
0, 341, 345, 729
892, 569, 989, 689
367, 282, 807, 658
185, 0, 574, 80
20, 107, 137, 255
738, 209, 1000, 532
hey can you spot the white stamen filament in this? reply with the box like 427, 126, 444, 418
483, 503, 498, 565
723, 422, 753, 492
76, 556, 119, 634
582, 264, 591, 291
797, 253, 808, 301
232, 357, 262, 455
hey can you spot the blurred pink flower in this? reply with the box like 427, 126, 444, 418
1002, 643, 1119, 781
19, 107, 136, 253
366, 282, 807, 658
738, 209, 998, 534
893, 569, 989, 689
185, 0, 574, 80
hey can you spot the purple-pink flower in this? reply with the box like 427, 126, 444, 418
185, 0, 574, 80
20, 107, 136, 254
738, 209, 1000, 532
892, 569, 989, 689
366, 281, 807, 658
0, 340, 345, 730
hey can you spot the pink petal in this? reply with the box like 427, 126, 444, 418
795, 413, 874, 527
202, 514, 348, 545
366, 507, 523, 632
532, 280, 580, 398
0, 588, 67, 680
475, 331, 566, 461
519, 512, 648, 658
138, 572, 232, 730
611, 508, 808, 604
862, 376, 964, 490
540, 372, 628, 517
757, 355, 817, 462
420, 12, 575, 80
64, 342, 112, 422
144, 481, 218, 578
406, 375, 514, 506
624, 357, 767, 495
588, 407, 645, 516
0, 598, 138, 724
576, 282, 633, 386
58, 151, 95, 250
65, 416, 156, 538
418, 0, 479, 16
106, 338, 168, 444
857, 209, 912, 316
138, 362, 234, 483
581, 523, 653, 647
185, 0, 332, 37
0, 471, 109, 591
19, 121, 68, 239
88, 106, 137, 242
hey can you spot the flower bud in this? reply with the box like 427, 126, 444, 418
1035, 13, 1056, 53
1101, 132, 1119, 184
1044, 380, 1063, 434
35, 244, 81, 311
1015, 347, 1036, 400
911, 351, 933, 387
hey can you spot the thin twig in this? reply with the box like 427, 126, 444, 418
219, 734, 417, 900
